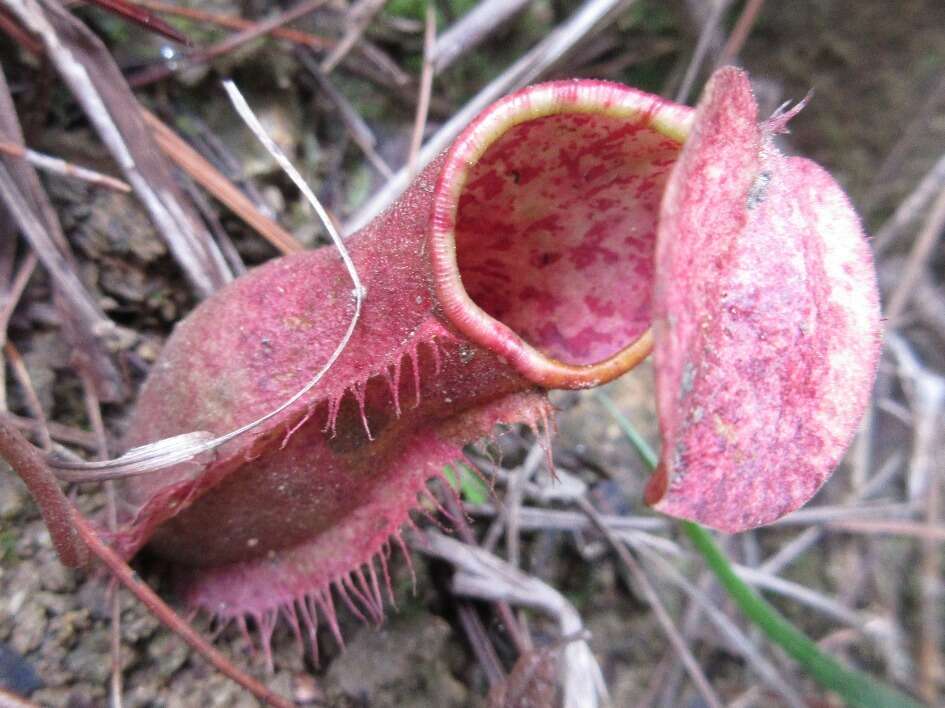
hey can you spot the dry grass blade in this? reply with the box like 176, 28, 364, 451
716, 0, 765, 66
0, 139, 130, 191
415, 529, 608, 708
457, 602, 505, 688
433, 0, 531, 74
0, 251, 36, 354
865, 73, 945, 210
888, 336, 945, 704
0, 65, 126, 402
2, 412, 100, 450
133, 0, 333, 49
884, 185, 945, 323
320, 0, 387, 74
77, 373, 123, 708
346, 0, 635, 232
0, 164, 126, 402
624, 537, 806, 708
760, 451, 904, 575
3, 341, 51, 452
130, 0, 330, 87
142, 110, 304, 255
822, 519, 945, 541
5, 0, 233, 298
296, 49, 393, 179
675, 0, 731, 104
576, 497, 722, 708
874, 152, 945, 254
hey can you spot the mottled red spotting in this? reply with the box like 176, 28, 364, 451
648, 68, 881, 532
455, 112, 680, 365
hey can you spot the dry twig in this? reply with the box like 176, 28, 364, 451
0, 139, 130, 192
320, 0, 387, 74
675, 0, 731, 104
295, 49, 393, 179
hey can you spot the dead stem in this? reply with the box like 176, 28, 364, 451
0, 251, 36, 353
3, 342, 51, 452
2, 412, 101, 451
0, 65, 126, 402
456, 602, 505, 688
406, 3, 435, 180
79, 372, 123, 708
884, 185, 945, 324
132, 0, 333, 50
865, 73, 945, 210
674, 0, 731, 104
82, 0, 188, 45
414, 528, 608, 708
576, 496, 722, 708
625, 536, 805, 708
0, 140, 130, 192
874, 151, 945, 254
435, 477, 531, 655
760, 451, 905, 575
716, 0, 766, 66
296, 49, 393, 179
320, 0, 387, 74
823, 519, 945, 541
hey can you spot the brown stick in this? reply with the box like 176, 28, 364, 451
576, 496, 723, 708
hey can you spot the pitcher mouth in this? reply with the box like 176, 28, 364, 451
429, 80, 693, 389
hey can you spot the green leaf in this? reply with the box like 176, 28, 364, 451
443, 463, 489, 505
